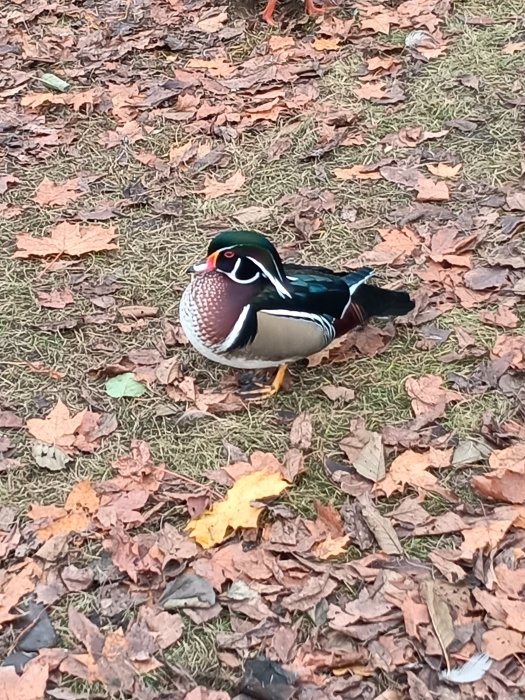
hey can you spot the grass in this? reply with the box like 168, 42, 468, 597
1, 0, 524, 692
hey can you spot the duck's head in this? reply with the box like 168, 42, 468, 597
191, 230, 291, 299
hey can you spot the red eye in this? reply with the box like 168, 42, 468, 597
223, 251, 235, 259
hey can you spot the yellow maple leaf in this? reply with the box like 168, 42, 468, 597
186, 470, 289, 549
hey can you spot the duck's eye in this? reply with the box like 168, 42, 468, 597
223, 251, 235, 259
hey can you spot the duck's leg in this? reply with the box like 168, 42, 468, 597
261, 0, 279, 25
304, 0, 326, 15
240, 364, 288, 400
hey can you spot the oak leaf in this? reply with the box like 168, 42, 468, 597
14, 222, 118, 259
187, 470, 289, 548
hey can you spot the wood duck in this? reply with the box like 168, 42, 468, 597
180, 230, 415, 397
261, 0, 325, 25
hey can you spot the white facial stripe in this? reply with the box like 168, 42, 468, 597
219, 304, 251, 351
227, 258, 261, 284
246, 256, 291, 299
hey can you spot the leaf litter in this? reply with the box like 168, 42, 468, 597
2, 0, 525, 697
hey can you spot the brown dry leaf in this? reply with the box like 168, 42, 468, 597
375, 448, 453, 498
26, 399, 87, 448
313, 37, 341, 51
491, 334, 525, 369
472, 471, 525, 504
186, 470, 289, 549
502, 41, 525, 55
482, 628, 525, 660
333, 165, 381, 181
36, 288, 74, 309
34, 176, 85, 206
34, 480, 100, 541
480, 307, 519, 328
0, 410, 23, 428
426, 163, 462, 178
321, 384, 355, 402
349, 227, 418, 267
357, 493, 402, 554
405, 375, 462, 421
421, 580, 454, 668
313, 535, 351, 559
186, 57, 235, 78
416, 177, 450, 201
352, 433, 385, 482
0, 561, 41, 625
0, 657, 50, 700
281, 572, 337, 613
460, 517, 515, 557
489, 444, 525, 472
14, 222, 118, 259
200, 171, 245, 199
289, 412, 313, 450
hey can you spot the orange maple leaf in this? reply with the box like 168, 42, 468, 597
14, 222, 118, 258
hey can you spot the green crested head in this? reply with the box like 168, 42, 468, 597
207, 230, 278, 256
198, 229, 291, 299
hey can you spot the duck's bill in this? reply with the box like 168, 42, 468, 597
189, 260, 208, 273
189, 251, 219, 273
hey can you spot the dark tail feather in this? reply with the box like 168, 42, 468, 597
352, 284, 415, 318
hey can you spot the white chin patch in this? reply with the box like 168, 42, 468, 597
192, 262, 208, 273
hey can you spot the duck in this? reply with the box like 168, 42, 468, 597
261, 0, 326, 24
179, 230, 415, 398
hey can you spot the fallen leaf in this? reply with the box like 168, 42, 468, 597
313, 534, 350, 559
200, 171, 245, 199
313, 37, 341, 51
187, 470, 289, 548
321, 385, 355, 402
421, 580, 454, 669
0, 174, 20, 194
461, 517, 514, 557
482, 628, 525, 660
502, 41, 525, 55
472, 471, 525, 504
375, 448, 453, 498
0, 561, 41, 625
352, 433, 385, 482
464, 267, 508, 291
405, 375, 461, 421
491, 334, 525, 369
0, 657, 50, 700
333, 165, 381, 181
426, 163, 462, 178
34, 176, 85, 206
289, 412, 313, 450
416, 178, 450, 201
357, 493, 402, 554
36, 288, 74, 309
105, 373, 147, 398
0, 410, 24, 428
14, 222, 118, 259
26, 400, 87, 449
